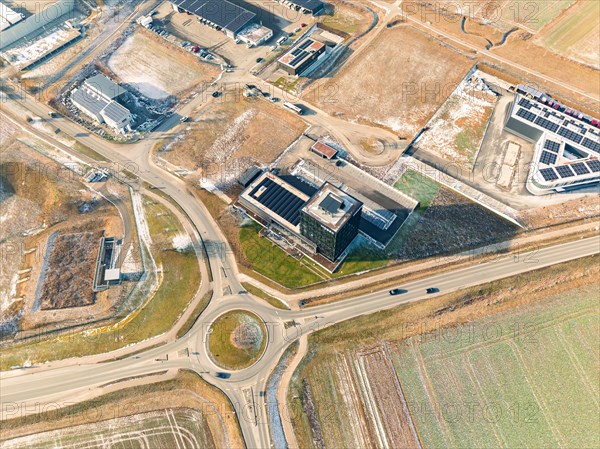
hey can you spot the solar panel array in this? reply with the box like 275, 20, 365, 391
516, 108, 536, 122
582, 137, 600, 154
571, 162, 590, 175
534, 116, 560, 133
518, 98, 532, 110
540, 151, 557, 165
249, 177, 306, 226
539, 168, 558, 181
557, 127, 583, 144
544, 140, 560, 153
172, 0, 256, 33
555, 165, 575, 178
588, 160, 600, 172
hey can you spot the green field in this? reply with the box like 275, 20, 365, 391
501, 0, 574, 31
394, 169, 440, 210
3, 409, 215, 449
289, 261, 599, 449
391, 286, 599, 448
240, 222, 387, 289
208, 310, 267, 370
540, 1, 598, 52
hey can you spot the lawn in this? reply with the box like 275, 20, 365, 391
240, 222, 388, 289
208, 310, 267, 370
394, 169, 440, 210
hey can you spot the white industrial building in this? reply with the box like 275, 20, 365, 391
0, 2, 23, 31
71, 74, 132, 134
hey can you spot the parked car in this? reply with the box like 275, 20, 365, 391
261, 91, 270, 97
426, 287, 440, 294
212, 91, 221, 98
256, 57, 264, 63
389, 288, 407, 296
179, 116, 189, 122
301, 23, 307, 27
270, 97, 280, 102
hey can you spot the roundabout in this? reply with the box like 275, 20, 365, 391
207, 310, 268, 371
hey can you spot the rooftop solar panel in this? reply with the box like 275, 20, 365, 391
544, 140, 560, 153
298, 39, 313, 50
249, 178, 306, 225
518, 98, 532, 110
516, 108, 536, 122
539, 168, 558, 181
539, 151, 557, 165
534, 116, 560, 133
557, 127, 583, 144
582, 137, 600, 154
555, 165, 575, 178
571, 162, 590, 175
587, 160, 600, 173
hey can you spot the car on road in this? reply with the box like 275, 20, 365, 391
389, 288, 407, 296
426, 287, 440, 294
215, 372, 231, 379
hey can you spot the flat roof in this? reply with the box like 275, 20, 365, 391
508, 94, 600, 186
311, 141, 338, 159
302, 183, 361, 232
85, 74, 126, 100
279, 37, 325, 69
172, 0, 257, 34
240, 172, 310, 232
287, 0, 324, 11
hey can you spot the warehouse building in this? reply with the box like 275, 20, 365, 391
272, 0, 325, 15
0, 2, 23, 31
504, 86, 600, 194
170, 0, 272, 45
0, 0, 76, 50
71, 74, 132, 133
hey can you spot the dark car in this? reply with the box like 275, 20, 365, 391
389, 288, 407, 296
262, 91, 270, 97
215, 372, 231, 379
256, 57, 264, 63
212, 91, 221, 98
426, 288, 440, 294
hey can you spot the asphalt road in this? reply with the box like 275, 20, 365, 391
1, 8, 599, 446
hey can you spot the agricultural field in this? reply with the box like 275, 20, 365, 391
536, 0, 600, 66
413, 72, 497, 168
158, 95, 307, 188
306, 24, 474, 139
1, 371, 243, 449
108, 29, 220, 100
3, 409, 215, 449
499, 0, 575, 32
289, 259, 599, 449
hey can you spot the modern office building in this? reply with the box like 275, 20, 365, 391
299, 183, 362, 261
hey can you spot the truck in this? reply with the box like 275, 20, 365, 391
283, 102, 303, 115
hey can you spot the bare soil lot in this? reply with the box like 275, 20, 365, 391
38, 231, 103, 310
306, 24, 474, 138
159, 95, 307, 187
108, 29, 220, 100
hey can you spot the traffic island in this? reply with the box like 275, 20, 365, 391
208, 310, 267, 371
